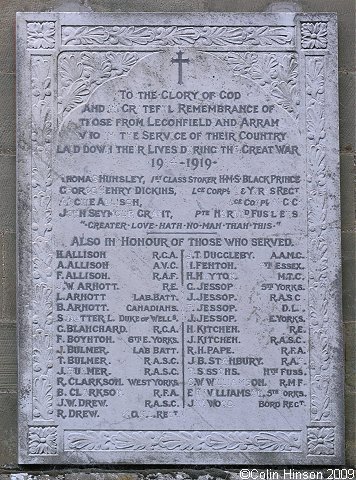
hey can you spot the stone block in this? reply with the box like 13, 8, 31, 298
345, 322, 356, 375
81, 0, 208, 12
0, 324, 17, 392
65, 475, 139, 480
0, 155, 16, 232
341, 232, 356, 323
0, 231, 16, 324
345, 392, 356, 466
345, 373, 356, 394
0, 392, 17, 466
339, 72, 356, 153
0, 74, 15, 155
340, 154, 355, 233
205, 0, 271, 12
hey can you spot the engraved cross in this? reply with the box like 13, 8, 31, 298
171, 51, 190, 85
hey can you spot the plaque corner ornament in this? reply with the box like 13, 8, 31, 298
27, 21, 56, 49
307, 427, 335, 456
301, 22, 328, 49
28, 425, 58, 455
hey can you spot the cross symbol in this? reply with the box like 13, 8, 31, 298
171, 51, 190, 85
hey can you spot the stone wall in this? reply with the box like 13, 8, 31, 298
0, 0, 354, 473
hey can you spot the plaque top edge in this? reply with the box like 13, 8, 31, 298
16, 11, 338, 21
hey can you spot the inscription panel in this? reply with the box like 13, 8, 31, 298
17, 12, 343, 465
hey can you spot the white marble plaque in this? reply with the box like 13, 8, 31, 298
17, 12, 343, 465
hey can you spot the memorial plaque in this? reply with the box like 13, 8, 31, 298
17, 13, 343, 465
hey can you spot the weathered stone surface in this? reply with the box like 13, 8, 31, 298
4, 472, 353, 480
0, 231, 16, 323
341, 232, 356, 322
0, 75, 16, 155
17, 12, 343, 465
64, 474, 139, 480
345, 391, 356, 462
0, 156, 16, 232
340, 154, 355, 232
345, 323, 356, 374
0, 324, 17, 390
0, 392, 17, 465
339, 72, 356, 153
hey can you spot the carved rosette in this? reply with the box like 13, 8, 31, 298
27, 22, 56, 49
305, 56, 331, 423
58, 51, 153, 122
62, 25, 295, 47
29, 426, 58, 455
301, 22, 328, 49
65, 430, 302, 452
307, 427, 335, 456
210, 52, 299, 119
31, 56, 54, 424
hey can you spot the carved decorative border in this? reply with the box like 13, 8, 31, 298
305, 56, 331, 422
31, 56, 54, 423
65, 430, 302, 452
62, 25, 295, 47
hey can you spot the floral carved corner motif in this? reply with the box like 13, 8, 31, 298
27, 22, 56, 49
307, 427, 335, 455
58, 51, 153, 122
211, 51, 299, 120
29, 426, 58, 455
301, 22, 327, 49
